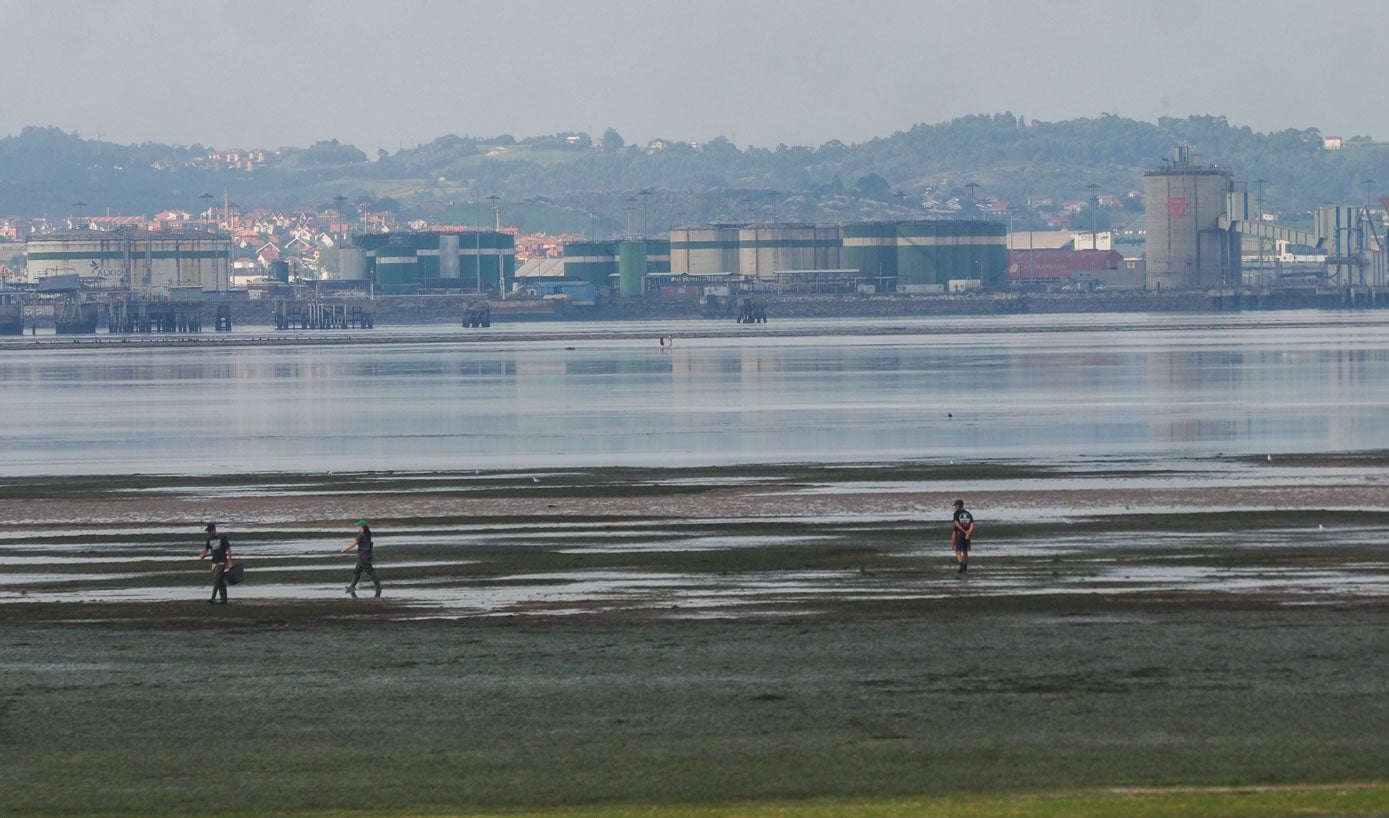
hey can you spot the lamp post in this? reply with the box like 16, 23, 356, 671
1086, 184, 1100, 250
333, 195, 348, 242
473, 199, 482, 294
486, 195, 501, 296
639, 188, 653, 236
72, 201, 87, 230
199, 193, 213, 229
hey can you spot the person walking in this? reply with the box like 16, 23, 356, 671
341, 520, 381, 597
199, 522, 233, 604
951, 499, 974, 574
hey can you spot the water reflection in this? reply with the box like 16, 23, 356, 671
2, 313, 1389, 475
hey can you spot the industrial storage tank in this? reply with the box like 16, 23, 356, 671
438, 234, 461, 279
339, 247, 369, 281
25, 232, 230, 294
473, 231, 516, 293
644, 238, 671, 275
1144, 146, 1240, 290
737, 225, 841, 280
843, 222, 899, 291
563, 241, 619, 289
670, 226, 740, 275
896, 220, 1007, 291
374, 242, 419, 291
344, 230, 514, 293
618, 240, 648, 297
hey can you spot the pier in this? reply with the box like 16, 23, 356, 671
272, 300, 375, 330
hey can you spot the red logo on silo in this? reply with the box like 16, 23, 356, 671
1166, 197, 1188, 220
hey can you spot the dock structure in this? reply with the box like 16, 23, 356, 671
736, 297, 768, 323
54, 299, 100, 334
273, 300, 374, 330
462, 300, 491, 327
1317, 286, 1389, 309
107, 300, 203, 333
0, 296, 23, 335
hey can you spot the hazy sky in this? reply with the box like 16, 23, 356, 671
4, 0, 1385, 153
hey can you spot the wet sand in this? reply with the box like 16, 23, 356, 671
3, 457, 1388, 814
3, 456, 1389, 615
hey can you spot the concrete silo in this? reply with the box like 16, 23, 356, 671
1144, 146, 1241, 290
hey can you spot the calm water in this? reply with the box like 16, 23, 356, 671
4, 311, 1389, 476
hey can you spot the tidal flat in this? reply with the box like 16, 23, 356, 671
2, 457, 1388, 816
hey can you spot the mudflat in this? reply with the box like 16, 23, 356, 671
2, 457, 1388, 816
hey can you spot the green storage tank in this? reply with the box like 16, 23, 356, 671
563, 241, 619, 289
843, 222, 898, 291
459, 231, 516, 293
894, 220, 1006, 289
644, 238, 671, 275
618, 240, 648, 297
374, 244, 418, 291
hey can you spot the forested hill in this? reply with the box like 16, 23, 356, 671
1, 115, 1384, 236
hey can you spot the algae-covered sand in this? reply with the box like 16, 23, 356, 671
2, 457, 1388, 816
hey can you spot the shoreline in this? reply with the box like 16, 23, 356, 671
4, 454, 1387, 619
2, 294, 1384, 351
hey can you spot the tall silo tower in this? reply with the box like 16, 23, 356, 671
1144, 146, 1241, 290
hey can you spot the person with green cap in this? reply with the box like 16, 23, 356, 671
340, 520, 381, 597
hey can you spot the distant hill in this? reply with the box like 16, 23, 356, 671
2, 115, 1386, 237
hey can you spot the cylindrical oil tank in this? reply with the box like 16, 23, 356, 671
438, 234, 461, 278
644, 238, 671, 274
25, 233, 231, 294
374, 244, 418, 291
1144, 156, 1237, 290
671, 226, 739, 275
893, 220, 1007, 289
563, 241, 619, 289
456, 231, 515, 292
737, 225, 828, 278
618, 240, 648, 297
843, 222, 898, 290
339, 247, 369, 280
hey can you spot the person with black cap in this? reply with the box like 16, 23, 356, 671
341, 520, 381, 597
950, 499, 974, 574
199, 523, 233, 604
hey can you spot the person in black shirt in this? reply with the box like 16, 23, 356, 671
341, 520, 381, 597
199, 523, 233, 604
951, 499, 974, 574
